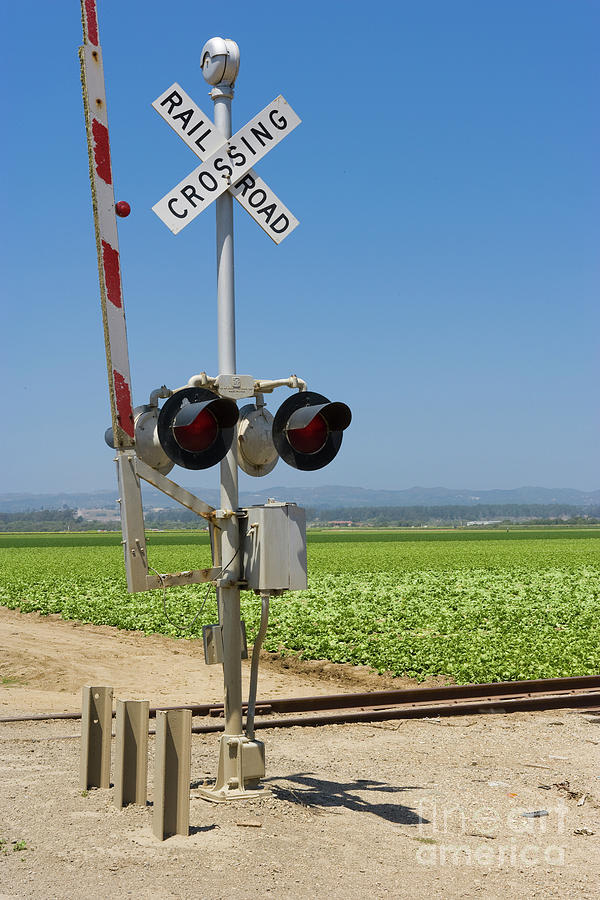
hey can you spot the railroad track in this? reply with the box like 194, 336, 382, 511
2, 675, 599, 730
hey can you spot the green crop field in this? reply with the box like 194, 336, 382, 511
0, 528, 598, 683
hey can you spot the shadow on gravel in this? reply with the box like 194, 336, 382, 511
265, 773, 428, 825
190, 824, 219, 834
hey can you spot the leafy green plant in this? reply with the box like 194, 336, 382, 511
0, 529, 598, 683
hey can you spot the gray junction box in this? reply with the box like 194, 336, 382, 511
240, 501, 308, 592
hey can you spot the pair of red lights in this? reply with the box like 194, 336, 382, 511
174, 407, 328, 455
158, 388, 351, 472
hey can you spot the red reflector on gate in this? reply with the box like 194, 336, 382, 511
173, 408, 218, 452
287, 413, 328, 454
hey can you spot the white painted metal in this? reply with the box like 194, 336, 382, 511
132, 406, 174, 475
229, 172, 298, 244
116, 453, 220, 591
79, 1, 135, 448
215, 374, 255, 399
237, 403, 278, 476
146, 568, 220, 589
240, 502, 308, 591
116, 451, 150, 593
134, 457, 216, 520
80, 0, 152, 599
245, 593, 270, 740
152, 83, 225, 157
152, 83, 298, 244
184, 371, 308, 397
255, 375, 308, 394
152, 95, 301, 234
212, 79, 244, 745
202, 622, 248, 666
201, 38, 240, 86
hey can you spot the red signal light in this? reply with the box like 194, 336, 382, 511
287, 412, 328, 454
173, 407, 218, 452
272, 391, 351, 471
157, 388, 239, 471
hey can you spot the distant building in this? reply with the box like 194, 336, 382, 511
77, 507, 120, 522
466, 519, 503, 526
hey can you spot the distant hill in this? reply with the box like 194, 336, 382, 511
1, 484, 599, 513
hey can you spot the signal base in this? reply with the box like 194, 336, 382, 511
197, 734, 266, 803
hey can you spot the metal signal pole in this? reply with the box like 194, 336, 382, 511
199, 39, 264, 800
213, 76, 242, 738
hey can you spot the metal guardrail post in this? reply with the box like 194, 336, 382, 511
153, 709, 192, 840
80, 685, 113, 790
114, 700, 149, 808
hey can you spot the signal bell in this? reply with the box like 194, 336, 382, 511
272, 391, 351, 471
157, 387, 239, 470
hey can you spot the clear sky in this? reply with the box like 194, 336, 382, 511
1, 0, 598, 495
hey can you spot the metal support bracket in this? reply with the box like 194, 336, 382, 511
117, 451, 221, 591
134, 457, 216, 522
185, 371, 308, 398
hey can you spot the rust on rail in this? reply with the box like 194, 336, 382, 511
1, 675, 599, 725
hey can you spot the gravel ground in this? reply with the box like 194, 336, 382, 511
0, 609, 598, 898
1, 710, 599, 899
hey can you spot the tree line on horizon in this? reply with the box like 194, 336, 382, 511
1, 503, 600, 532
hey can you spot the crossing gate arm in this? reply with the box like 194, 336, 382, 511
79, 0, 135, 450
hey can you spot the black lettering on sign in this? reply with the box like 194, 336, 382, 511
193, 129, 212, 152
248, 189, 267, 208
249, 121, 272, 147
168, 197, 187, 218
188, 119, 206, 136
172, 107, 194, 131
199, 171, 218, 192
234, 173, 255, 196
257, 202, 275, 223
227, 146, 246, 168
214, 157, 233, 178
270, 214, 289, 233
181, 185, 203, 207
241, 136, 257, 156
269, 109, 287, 130
160, 90, 183, 115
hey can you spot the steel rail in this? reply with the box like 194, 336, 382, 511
1, 675, 599, 725
191, 690, 600, 733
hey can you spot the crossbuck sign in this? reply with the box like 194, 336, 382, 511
152, 84, 301, 242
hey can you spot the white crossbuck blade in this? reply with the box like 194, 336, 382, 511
152, 91, 301, 237
153, 83, 299, 244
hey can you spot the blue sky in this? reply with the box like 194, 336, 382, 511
1, 0, 598, 495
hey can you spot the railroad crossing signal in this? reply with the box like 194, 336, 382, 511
153, 84, 299, 243
152, 90, 301, 238
80, 5, 353, 810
